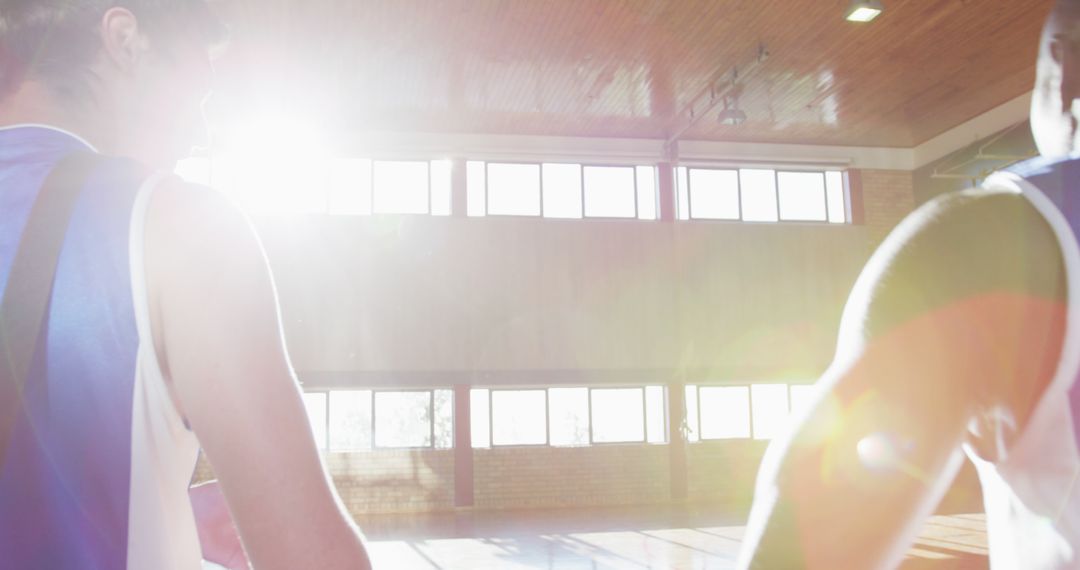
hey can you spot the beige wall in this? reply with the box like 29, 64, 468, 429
256, 169, 913, 382
254, 219, 905, 381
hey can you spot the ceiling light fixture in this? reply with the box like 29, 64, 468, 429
718, 108, 748, 126
846, 0, 883, 22
717, 96, 747, 126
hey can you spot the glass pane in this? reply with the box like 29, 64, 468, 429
374, 391, 432, 448
583, 166, 636, 218
699, 386, 751, 439
488, 163, 541, 216
685, 385, 699, 442
689, 169, 740, 220
214, 155, 329, 215
471, 389, 491, 448
790, 384, 817, 416
302, 392, 328, 450
491, 390, 547, 445
676, 167, 690, 220
467, 161, 487, 217
777, 171, 828, 221
329, 390, 372, 450
739, 169, 779, 222
434, 389, 454, 449
751, 384, 790, 440
175, 157, 212, 186
636, 166, 658, 220
591, 388, 645, 443
373, 160, 430, 214
645, 385, 666, 443
431, 160, 453, 216
826, 171, 846, 223
548, 387, 590, 446
542, 163, 583, 219
327, 158, 372, 216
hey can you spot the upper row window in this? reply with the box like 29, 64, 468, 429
676, 167, 847, 224
177, 157, 849, 225
466, 162, 658, 220
176, 157, 452, 216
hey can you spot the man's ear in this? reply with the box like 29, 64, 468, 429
100, 7, 148, 73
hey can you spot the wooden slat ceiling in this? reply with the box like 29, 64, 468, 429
210, 0, 1052, 148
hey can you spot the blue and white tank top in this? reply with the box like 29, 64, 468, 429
974, 157, 1080, 569
0, 125, 202, 569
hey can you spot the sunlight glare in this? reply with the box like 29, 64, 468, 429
213, 117, 331, 215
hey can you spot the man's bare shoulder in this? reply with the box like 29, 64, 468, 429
145, 179, 253, 246
140, 178, 272, 378
142, 178, 266, 284
859, 186, 1066, 338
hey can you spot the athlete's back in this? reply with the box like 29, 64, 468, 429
0, 125, 202, 568
970, 157, 1080, 568
739, 2, 1080, 566
0, 3, 373, 568
0, 3, 373, 565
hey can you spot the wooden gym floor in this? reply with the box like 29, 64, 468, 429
357, 506, 988, 569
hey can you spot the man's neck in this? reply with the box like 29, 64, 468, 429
0, 82, 114, 152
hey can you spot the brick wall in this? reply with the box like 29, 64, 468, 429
192, 449, 455, 516
327, 450, 455, 515
473, 445, 670, 509
860, 169, 917, 244
195, 445, 668, 513
687, 440, 770, 507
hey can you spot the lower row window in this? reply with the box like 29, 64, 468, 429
301, 383, 817, 450
470, 386, 668, 448
684, 383, 818, 441
301, 389, 454, 451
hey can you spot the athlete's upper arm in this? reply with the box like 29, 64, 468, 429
143, 181, 371, 570
738, 189, 1067, 569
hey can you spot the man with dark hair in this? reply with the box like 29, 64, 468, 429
738, 1, 1080, 568
0, 2, 372, 568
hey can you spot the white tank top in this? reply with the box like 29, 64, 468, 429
127, 171, 205, 569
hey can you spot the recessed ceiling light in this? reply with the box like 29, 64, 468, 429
846, 0, 883, 22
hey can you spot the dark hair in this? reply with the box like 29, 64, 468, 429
0, 1, 226, 99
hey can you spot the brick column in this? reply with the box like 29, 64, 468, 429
668, 381, 688, 501
453, 383, 474, 507
451, 158, 468, 218
658, 162, 676, 222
